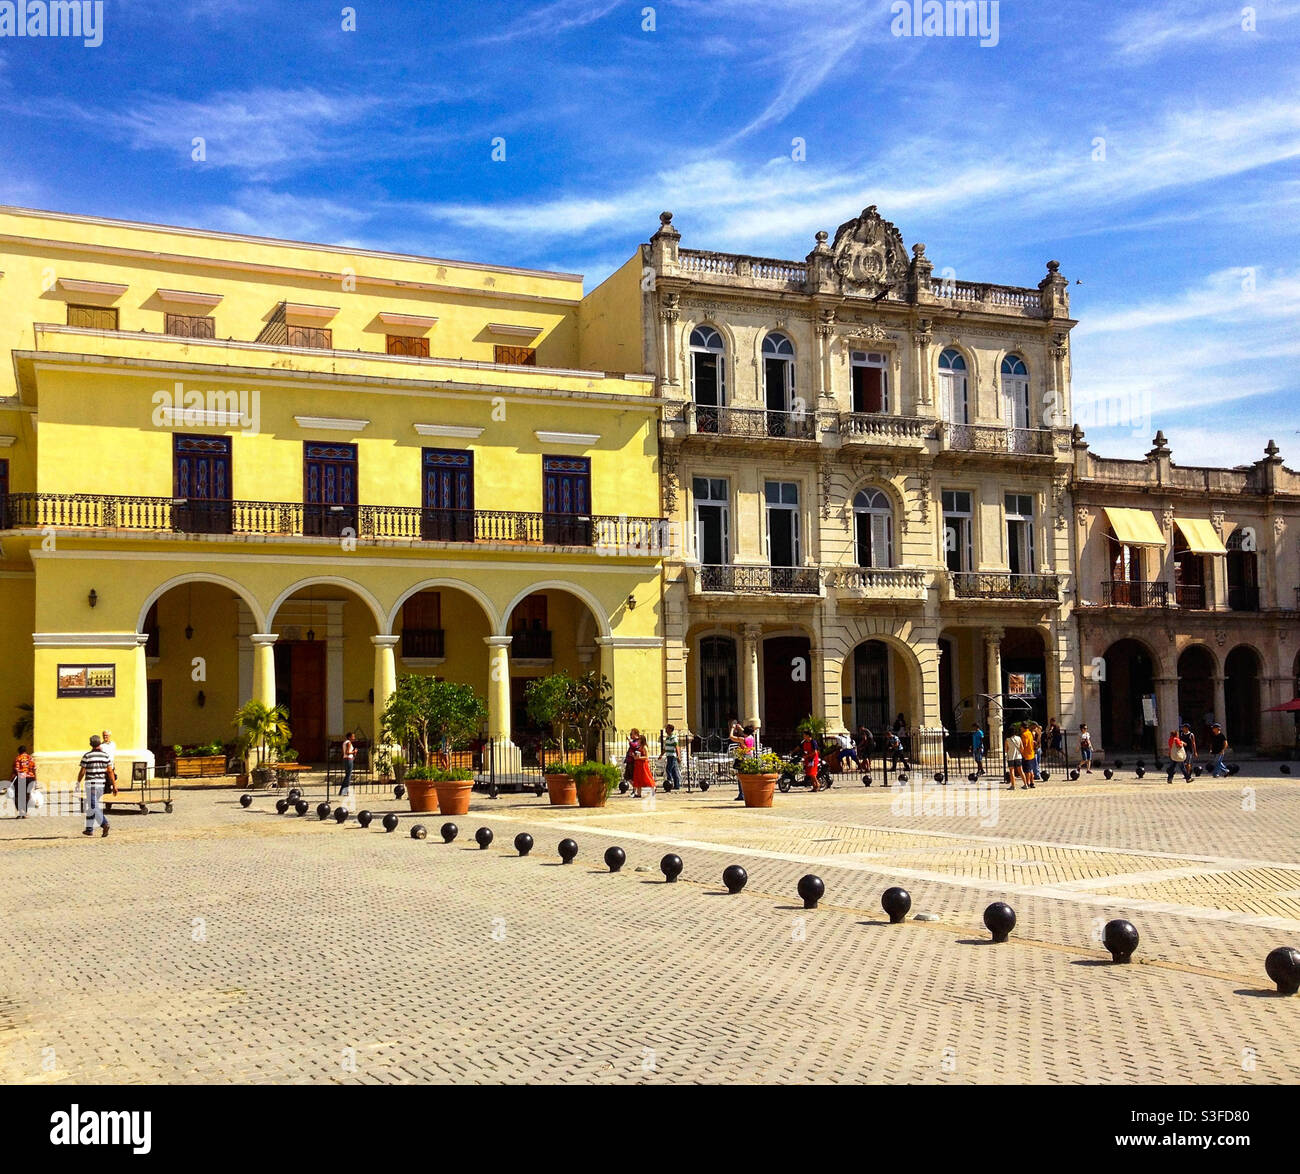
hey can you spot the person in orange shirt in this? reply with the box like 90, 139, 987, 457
12, 745, 35, 818
1019, 725, 1036, 789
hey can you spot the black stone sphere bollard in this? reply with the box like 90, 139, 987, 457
1070, 769, 1080, 780
393, 783, 405, 800
968, 772, 978, 783
1135, 766, 1146, 779
475, 826, 493, 850
275, 798, 289, 815
240, 793, 253, 808
618, 781, 630, 795
1041, 771, 1051, 782
514, 832, 534, 857
699, 780, 711, 791
983, 902, 1016, 943
898, 772, 909, 784
1114, 759, 1124, 770
295, 800, 309, 817
798, 874, 825, 910
1265, 946, 1300, 994
382, 813, 399, 833
604, 846, 626, 873
316, 802, 331, 821
558, 838, 578, 864
1103, 919, 1139, 964
440, 822, 458, 843
881, 886, 912, 924
660, 853, 683, 882
357, 810, 373, 828
533, 783, 544, 798
287, 788, 302, 804
722, 864, 748, 894
933, 771, 944, 783
411, 824, 427, 840
488, 782, 499, 800
1103, 768, 1114, 780
333, 806, 348, 824
862, 774, 872, 787
1281, 764, 1292, 775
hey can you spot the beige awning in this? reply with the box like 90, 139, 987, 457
1104, 507, 1166, 548
1174, 517, 1228, 556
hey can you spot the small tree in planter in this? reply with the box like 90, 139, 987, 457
381, 676, 485, 813
233, 701, 292, 787
524, 673, 579, 770
571, 670, 613, 760
734, 750, 785, 808
571, 760, 620, 808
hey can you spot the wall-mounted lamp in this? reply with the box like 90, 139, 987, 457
196, 690, 206, 708
306, 628, 316, 642
626, 594, 636, 611
185, 624, 194, 640
368, 688, 375, 704
87, 589, 98, 609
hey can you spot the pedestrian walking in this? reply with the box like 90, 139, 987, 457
732, 724, 755, 801
12, 745, 35, 818
77, 733, 116, 837
800, 732, 821, 792
1179, 722, 1199, 778
1047, 717, 1064, 765
857, 726, 876, 780
1166, 728, 1190, 783
340, 731, 356, 797
835, 729, 859, 770
1207, 722, 1230, 778
886, 728, 905, 775
100, 729, 117, 771
1020, 724, 1037, 789
1077, 723, 1093, 774
1004, 726, 1023, 790
629, 729, 654, 798
970, 725, 985, 776
659, 724, 682, 791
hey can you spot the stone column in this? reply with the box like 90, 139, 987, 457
1210, 673, 1226, 731
741, 624, 762, 735
914, 322, 933, 408
678, 644, 691, 733
808, 644, 826, 726
130, 634, 150, 761
484, 636, 513, 741
371, 635, 398, 741
984, 628, 1004, 755
250, 633, 278, 708
1155, 675, 1180, 744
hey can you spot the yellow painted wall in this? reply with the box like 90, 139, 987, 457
0, 576, 35, 763
578, 252, 649, 375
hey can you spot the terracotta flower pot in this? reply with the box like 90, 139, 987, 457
738, 773, 778, 808
433, 780, 473, 815
405, 779, 440, 813
545, 774, 578, 806
575, 777, 609, 808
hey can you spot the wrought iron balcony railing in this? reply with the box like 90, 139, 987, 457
699, 564, 821, 595
1101, 580, 1169, 608
1175, 582, 1207, 610
691, 405, 817, 441
941, 423, 1055, 455
2, 493, 666, 552
510, 629, 553, 659
401, 628, 445, 659
1228, 584, 1260, 612
949, 572, 1060, 601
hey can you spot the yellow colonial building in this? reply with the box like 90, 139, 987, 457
0, 205, 665, 779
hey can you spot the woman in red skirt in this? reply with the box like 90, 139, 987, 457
629, 729, 655, 797
800, 734, 821, 792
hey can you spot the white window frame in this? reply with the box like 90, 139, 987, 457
850, 351, 890, 413
853, 487, 894, 568
689, 326, 726, 406
764, 480, 801, 566
692, 476, 730, 565
762, 332, 795, 414
942, 488, 974, 572
1001, 354, 1030, 430
938, 348, 969, 425
1004, 492, 1036, 574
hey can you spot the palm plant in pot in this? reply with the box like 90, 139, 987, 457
233, 700, 291, 788
525, 673, 580, 805
571, 760, 620, 808
382, 676, 485, 814
734, 750, 785, 808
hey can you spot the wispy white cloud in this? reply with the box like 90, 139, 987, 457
476, 0, 624, 44
1108, 0, 1300, 61
200, 188, 374, 245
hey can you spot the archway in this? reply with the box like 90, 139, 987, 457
391, 579, 494, 692
1177, 645, 1216, 745
268, 582, 381, 763
1224, 645, 1262, 746
999, 628, 1048, 729
696, 633, 739, 741
761, 632, 813, 753
1100, 638, 1156, 753
841, 639, 921, 738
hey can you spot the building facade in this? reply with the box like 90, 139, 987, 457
618, 207, 1081, 751
1072, 429, 1300, 756
0, 206, 666, 779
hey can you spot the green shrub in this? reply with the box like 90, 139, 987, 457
570, 760, 619, 792
735, 751, 785, 775
541, 760, 572, 776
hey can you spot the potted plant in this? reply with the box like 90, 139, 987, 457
571, 760, 620, 808
381, 676, 485, 813
571, 670, 613, 760
403, 764, 441, 812
541, 759, 577, 806
392, 748, 407, 786
734, 750, 785, 808
233, 700, 292, 788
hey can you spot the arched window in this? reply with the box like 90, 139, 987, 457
690, 326, 726, 434
762, 331, 795, 417
1001, 354, 1030, 430
853, 488, 894, 568
938, 348, 968, 424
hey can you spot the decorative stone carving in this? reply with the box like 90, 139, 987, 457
820, 462, 832, 520
1210, 509, 1225, 536
1214, 629, 1227, 648
816, 308, 836, 337
661, 448, 679, 513
1052, 472, 1069, 531
829, 206, 909, 297
916, 470, 931, 525
660, 292, 680, 324
1076, 505, 1089, 527
1274, 516, 1287, 537
1161, 506, 1174, 532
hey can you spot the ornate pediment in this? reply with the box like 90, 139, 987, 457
829, 205, 909, 296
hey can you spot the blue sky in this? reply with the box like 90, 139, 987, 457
0, 0, 1296, 465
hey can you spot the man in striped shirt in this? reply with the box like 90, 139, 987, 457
77, 734, 117, 838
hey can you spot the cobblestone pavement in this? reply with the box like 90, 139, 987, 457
2, 765, 1299, 1085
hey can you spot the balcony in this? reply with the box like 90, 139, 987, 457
687, 405, 817, 442
1101, 580, 1169, 608
839, 413, 930, 448
1228, 584, 1260, 612
1175, 582, 1207, 610
939, 422, 1055, 457
2, 493, 666, 553
401, 628, 445, 659
827, 566, 929, 602
510, 629, 553, 659
697, 564, 821, 596
948, 571, 1060, 602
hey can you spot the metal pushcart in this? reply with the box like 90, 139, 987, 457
102, 759, 174, 815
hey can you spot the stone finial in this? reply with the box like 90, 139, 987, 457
652, 210, 680, 241
1071, 423, 1086, 446
913, 242, 926, 257
1046, 259, 1061, 273
659, 211, 673, 226
1265, 438, 1280, 459
1151, 430, 1169, 452
815, 229, 828, 245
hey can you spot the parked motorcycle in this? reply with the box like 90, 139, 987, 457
777, 749, 833, 793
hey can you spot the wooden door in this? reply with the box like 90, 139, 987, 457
761, 636, 812, 751
173, 435, 232, 534
542, 456, 591, 545
303, 442, 358, 537
288, 642, 327, 762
